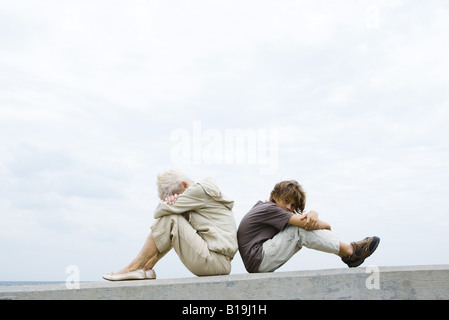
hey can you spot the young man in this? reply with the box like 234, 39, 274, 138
237, 180, 379, 273
103, 170, 238, 280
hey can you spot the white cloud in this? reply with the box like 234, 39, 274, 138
1, 1, 449, 281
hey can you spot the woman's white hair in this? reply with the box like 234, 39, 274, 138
156, 170, 194, 200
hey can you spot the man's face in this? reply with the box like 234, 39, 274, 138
274, 197, 295, 212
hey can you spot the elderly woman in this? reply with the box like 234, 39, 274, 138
103, 170, 238, 280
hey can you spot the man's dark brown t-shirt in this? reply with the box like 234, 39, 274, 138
237, 201, 293, 273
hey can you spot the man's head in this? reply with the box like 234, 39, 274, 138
269, 180, 306, 213
156, 170, 194, 200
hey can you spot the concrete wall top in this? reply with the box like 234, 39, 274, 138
1, 265, 448, 300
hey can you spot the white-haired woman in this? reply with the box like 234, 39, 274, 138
103, 170, 238, 280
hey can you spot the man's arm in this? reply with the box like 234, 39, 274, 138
288, 210, 331, 231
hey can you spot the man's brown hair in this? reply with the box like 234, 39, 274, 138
269, 180, 306, 213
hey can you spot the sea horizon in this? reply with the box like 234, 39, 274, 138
0, 281, 94, 287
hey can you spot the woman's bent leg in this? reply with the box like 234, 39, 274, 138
115, 233, 159, 275
151, 214, 230, 276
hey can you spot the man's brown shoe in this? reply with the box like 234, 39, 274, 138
342, 236, 380, 268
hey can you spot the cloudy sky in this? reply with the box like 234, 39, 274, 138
1, 1, 449, 282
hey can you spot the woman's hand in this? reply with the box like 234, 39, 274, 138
164, 194, 179, 205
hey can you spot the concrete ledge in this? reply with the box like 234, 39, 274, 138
1, 265, 448, 300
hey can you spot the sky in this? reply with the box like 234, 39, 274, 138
1, 0, 449, 282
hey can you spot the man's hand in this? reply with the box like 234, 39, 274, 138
165, 194, 179, 205
300, 210, 319, 230
288, 210, 331, 230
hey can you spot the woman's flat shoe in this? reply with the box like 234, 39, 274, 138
144, 269, 156, 279
103, 269, 146, 281
103, 269, 157, 281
